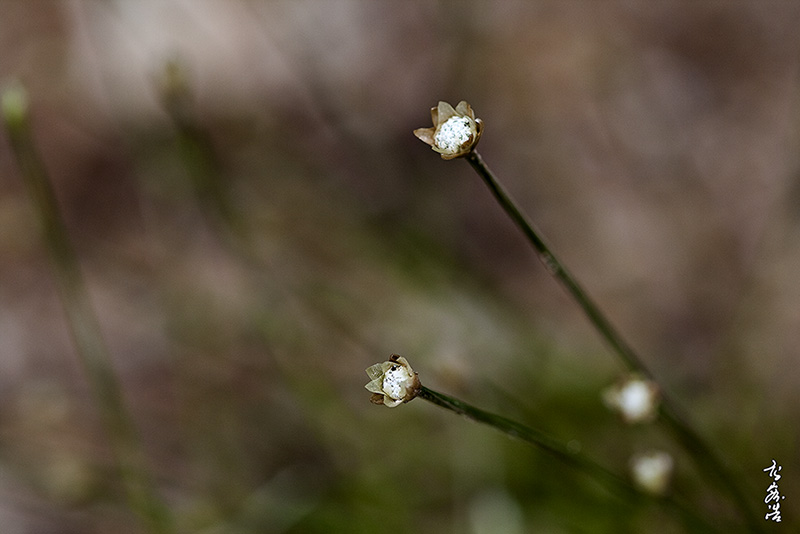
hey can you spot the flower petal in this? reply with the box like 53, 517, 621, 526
455, 100, 474, 118
413, 127, 436, 146
436, 101, 457, 123
365, 378, 384, 395
383, 397, 403, 408
366, 363, 385, 381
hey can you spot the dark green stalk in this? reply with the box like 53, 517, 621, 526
2, 85, 174, 534
466, 152, 645, 374
419, 386, 636, 494
465, 150, 762, 531
417, 386, 717, 533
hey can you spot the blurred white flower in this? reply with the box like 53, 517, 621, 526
630, 450, 674, 495
414, 101, 483, 160
365, 355, 420, 407
602, 374, 660, 423
468, 488, 525, 534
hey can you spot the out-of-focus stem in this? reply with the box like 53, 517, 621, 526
2, 84, 174, 534
464, 149, 763, 532
161, 60, 244, 240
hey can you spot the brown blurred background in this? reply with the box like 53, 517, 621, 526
1, 1, 799, 532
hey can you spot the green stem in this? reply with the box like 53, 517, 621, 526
464, 150, 762, 532
466, 152, 645, 374
419, 387, 634, 493
417, 386, 717, 533
2, 85, 174, 534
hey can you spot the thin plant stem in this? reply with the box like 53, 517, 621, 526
417, 386, 718, 533
464, 150, 762, 531
2, 85, 174, 534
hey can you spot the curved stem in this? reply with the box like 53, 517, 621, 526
464, 150, 762, 531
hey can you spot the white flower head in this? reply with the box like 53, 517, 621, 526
365, 354, 421, 407
630, 450, 674, 495
602, 374, 660, 424
414, 101, 483, 160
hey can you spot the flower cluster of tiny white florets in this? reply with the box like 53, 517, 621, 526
434, 116, 474, 153
364, 355, 421, 407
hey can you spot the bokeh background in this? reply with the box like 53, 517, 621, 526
1, 1, 799, 532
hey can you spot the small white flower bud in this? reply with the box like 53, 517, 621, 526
414, 101, 483, 160
365, 355, 421, 407
630, 450, 674, 495
602, 375, 660, 424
